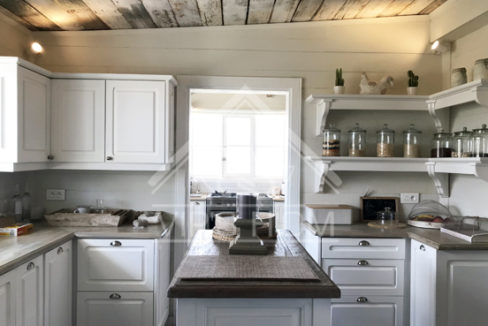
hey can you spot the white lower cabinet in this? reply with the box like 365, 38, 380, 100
0, 268, 16, 326
16, 256, 44, 326
410, 239, 488, 326
76, 231, 172, 326
77, 291, 153, 326
331, 296, 403, 326
44, 241, 72, 326
190, 200, 206, 240
321, 237, 407, 326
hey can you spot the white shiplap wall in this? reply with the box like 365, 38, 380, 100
27, 15, 443, 222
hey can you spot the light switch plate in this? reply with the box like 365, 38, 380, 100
400, 193, 419, 204
46, 189, 65, 201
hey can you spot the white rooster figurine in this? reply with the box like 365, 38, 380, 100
359, 73, 394, 95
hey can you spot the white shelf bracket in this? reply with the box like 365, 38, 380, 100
474, 163, 488, 182
427, 99, 443, 131
426, 162, 450, 198
315, 99, 333, 136
313, 160, 331, 193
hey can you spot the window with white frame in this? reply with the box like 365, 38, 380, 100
190, 111, 287, 180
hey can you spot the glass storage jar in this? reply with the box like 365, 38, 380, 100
452, 127, 473, 158
473, 124, 488, 158
431, 131, 453, 157
322, 125, 341, 157
348, 123, 367, 157
403, 124, 422, 158
377, 124, 395, 157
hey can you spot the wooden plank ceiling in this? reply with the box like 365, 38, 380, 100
0, 0, 447, 31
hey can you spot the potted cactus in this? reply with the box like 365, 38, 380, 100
407, 70, 419, 95
334, 68, 345, 94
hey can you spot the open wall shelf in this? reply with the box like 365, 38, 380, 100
307, 79, 488, 135
307, 156, 488, 198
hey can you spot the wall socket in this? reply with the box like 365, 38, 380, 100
400, 193, 419, 204
46, 189, 66, 201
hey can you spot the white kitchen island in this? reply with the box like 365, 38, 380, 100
168, 230, 339, 326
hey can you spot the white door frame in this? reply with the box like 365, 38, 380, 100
174, 75, 302, 264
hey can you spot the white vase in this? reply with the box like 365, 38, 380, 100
407, 87, 418, 95
474, 58, 488, 81
334, 86, 344, 94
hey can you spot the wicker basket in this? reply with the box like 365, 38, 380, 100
44, 209, 134, 227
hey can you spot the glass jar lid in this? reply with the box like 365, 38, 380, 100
473, 124, 488, 134
453, 126, 473, 136
403, 123, 422, 135
433, 130, 452, 138
377, 123, 394, 134
324, 124, 340, 133
348, 122, 366, 133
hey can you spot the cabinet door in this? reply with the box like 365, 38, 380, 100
106, 80, 167, 164
51, 79, 105, 162
190, 201, 206, 240
331, 296, 403, 326
0, 269, 16, 326
273, 201, 285, 229
18, 67, 50, 163
410, 240, 436, 326
437, 250, 488, 326
16, 256, 43, 326
78, 239, 154, 291
44, 241, 72, 326
77, 291, 153, 326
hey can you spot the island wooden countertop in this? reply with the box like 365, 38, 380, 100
168, 230, 340, 299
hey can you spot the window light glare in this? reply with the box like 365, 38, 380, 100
31, 42, 44, 54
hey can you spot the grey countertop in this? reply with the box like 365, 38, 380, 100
304, 222, 488, 250
0, 215, 174, 275
168, 230, 340, 299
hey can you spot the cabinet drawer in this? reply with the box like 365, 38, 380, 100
77, 291, 153, 326
322, 259, 404, 296
322, 238, 405, 259
331, 295, 404, 326
78, 239, 154, 291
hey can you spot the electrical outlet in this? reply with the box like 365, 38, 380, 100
400, 193, 419, 204
46, 189, 65, 201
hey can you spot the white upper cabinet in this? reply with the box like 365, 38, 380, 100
51, 79, 105, 163
0, 60, 50, 170
106, 80, 167, 164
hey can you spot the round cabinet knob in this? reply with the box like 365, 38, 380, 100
194, 202, 200, 205
357, 260, 369, 266
419, 245, 426, 251
106, 156, 114, 161
27, 262, 35, 271
110, 240, 122, 247
356, 297, 368, 303
57, 247, 64, 255
109, 293, 121, 300
358, 240, 370, 247
47, 155, 54, 160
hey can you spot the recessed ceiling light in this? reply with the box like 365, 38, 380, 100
31, 41, 44, 54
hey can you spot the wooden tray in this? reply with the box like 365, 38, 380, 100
45, 209, 134, 227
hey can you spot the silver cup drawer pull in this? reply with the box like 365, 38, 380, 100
357, 297, 368, 303
109, 293, 121, 300
57, 247, 64, 255
110, 241, 122, 247
357, 260, 369, 266
358, 240, 370, 247
419, 245, 426, 251
27, 262, 35, 271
